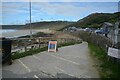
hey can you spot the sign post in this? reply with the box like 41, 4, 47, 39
48, 41, 57, 52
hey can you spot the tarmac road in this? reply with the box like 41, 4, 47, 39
2, 42, 100, 78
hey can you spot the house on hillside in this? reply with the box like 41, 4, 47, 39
64, 27, 77, 32
95, 22, 113, 36
107, 22, 120, 45
102, 22, 113, 37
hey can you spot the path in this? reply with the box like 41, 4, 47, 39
2, 42, 100, 78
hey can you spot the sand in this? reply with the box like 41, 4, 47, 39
2, 29, 55, 38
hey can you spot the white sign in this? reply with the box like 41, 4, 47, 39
48, 41, 57, 52
108, 47, 120, 59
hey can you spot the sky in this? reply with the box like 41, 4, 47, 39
1, 1, 119, 25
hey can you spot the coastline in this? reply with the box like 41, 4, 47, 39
2, 29, 54, 38
2, 30, 37, 38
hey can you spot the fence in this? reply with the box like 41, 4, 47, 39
71, 31, 114, 52
11, 37, 82, 53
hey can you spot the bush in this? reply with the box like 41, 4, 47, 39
12, 40, 82, 60
12, 46, 48, 60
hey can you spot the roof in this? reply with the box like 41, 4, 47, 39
103, 22, 113, 27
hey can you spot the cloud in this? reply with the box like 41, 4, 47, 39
1, 0, 120, 2
2, 2, 118, 16
1, 2, 118, 25
31, 2, 118, 18
2, 2, 29, 15
32, 2, 91, 17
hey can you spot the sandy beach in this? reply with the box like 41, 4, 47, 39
2, 29, 55, 38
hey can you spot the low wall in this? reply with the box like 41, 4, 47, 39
72, 31, 114, 53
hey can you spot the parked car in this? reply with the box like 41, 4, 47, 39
95, 29, 104, 34
84, 28, 92, 32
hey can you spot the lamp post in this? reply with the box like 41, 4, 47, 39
29, 0, 32, 39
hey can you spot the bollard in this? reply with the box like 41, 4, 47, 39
1, 37, 12, 65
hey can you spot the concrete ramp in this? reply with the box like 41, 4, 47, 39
2, 42, 100, 78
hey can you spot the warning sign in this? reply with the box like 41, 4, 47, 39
108, 47, 120, 59
48, 41, 57, 52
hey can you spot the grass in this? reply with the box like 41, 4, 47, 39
88, 43, 120, 79
12, 41, 82, 60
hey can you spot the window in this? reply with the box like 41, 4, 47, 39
118, 30, 120, 34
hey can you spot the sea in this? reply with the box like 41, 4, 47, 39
0, 29, 17, 38
1, 29, 17, 33
0, 29, 40, 38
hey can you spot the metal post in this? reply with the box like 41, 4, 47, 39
29, 0, 32, 38
29, 0, 33, 53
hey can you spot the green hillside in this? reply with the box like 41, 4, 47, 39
2, 12, 119, 30
63, 12, 120, 29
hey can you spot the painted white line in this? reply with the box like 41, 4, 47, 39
18, 59, 31, 72
33, 55, 40, 60
23, 77, 27, 78
34, 75, 39, 78
45, 53, 80, 66
33, 55, 76, 78
55, 66, 76, 77
55, 67, 65, 73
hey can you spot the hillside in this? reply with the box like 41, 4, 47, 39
2, 25, 24, 29
24, 21, 74, 30
2, 21, 74, 30
63, 12, 120, 29
2, 12, 119, 30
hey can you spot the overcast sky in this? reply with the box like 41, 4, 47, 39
1, 1, 119, 25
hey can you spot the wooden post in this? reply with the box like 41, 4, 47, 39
39, 39, 40, 48
31, 39, 34, 50
25, 45, 27, 52
31, 45, 34, 49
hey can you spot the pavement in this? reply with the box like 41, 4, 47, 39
2, 42, 100, 78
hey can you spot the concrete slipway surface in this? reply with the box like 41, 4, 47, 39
2, 42, 100, 78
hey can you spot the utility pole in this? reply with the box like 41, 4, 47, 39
29, 0, 34, 51
29, 0, 32, 38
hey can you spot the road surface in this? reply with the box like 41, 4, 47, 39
2, 42, 100, 78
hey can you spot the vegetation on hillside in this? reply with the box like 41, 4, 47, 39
63, 12, 120, 29
2, 12, 119, 30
